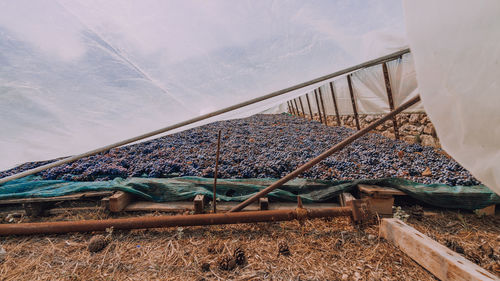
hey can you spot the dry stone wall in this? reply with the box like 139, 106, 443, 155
305, 113, 440, 148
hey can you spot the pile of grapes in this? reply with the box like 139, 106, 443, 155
0, 114, 480, 186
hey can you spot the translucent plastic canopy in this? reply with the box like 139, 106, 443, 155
403, 0, 500, 195
0, 0, 407, 170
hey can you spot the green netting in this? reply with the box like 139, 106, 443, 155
1, 176, 499, 210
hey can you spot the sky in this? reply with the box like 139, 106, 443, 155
0, 0, 407, 169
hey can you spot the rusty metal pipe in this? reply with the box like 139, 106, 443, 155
229, 95, 421, 212
0, 207, 352, 236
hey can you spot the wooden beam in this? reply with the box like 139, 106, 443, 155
339, 192, 355, 207
318, 87, 328, 126
347, 74, 360, 130
286, 101, 292, 114
380, 218, 499, 281
109, 191, 134, 212
329, 81, 341, 126
314, 89, 324, 124
358, 184, 406, 197
382, 62, 400, 139
293, 99, 302, 117
193, 194, 205, 214
0, 191, 113, 205
298, 97, 306, 119
305, 93, 313, 120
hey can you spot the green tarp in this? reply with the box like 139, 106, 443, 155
1, 176, 499, 210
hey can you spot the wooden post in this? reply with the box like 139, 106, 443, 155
259, 197, 269, 210
194, 194, 205, 214
347, 74, 360, 130
314, 89, 324, 124
305, 93, 313, 120
298, 97, 306, 118
380, 218, 499, 281
382, 62, 400, 139
287, 101, 292, 114
213, 130, 221, 213
318, 87, 328, 126
293, 99, 302, 117
329, 81, 341, 126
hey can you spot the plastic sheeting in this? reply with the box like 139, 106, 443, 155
2, 176, 499, 210
403, 0, 500, 195
0, 0, 408, 170
282, 52, 422, 116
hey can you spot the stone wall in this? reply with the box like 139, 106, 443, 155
304, 112, 440, 148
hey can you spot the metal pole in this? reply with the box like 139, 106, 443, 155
298, 97, 306, 118
318, 87, 328, 126
347, 74, 361, 130
0, 207, 353, 235
293, 99, 302, 117
0, 48, 410, 185
213, 130, 221, 213
329, 81, 341, 126
305, 93, 313, 120
382, 62, 400, 140
314, 89, 324, 124
229, 95, 421, 212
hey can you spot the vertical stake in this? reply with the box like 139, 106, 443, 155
305, 93, 313, 120
298, 97, 306, 118
314, 89, 324, 124
318, 87, 328, 126
213, 130, 222, 213
382, 62, 400, 140
287, 101, 292, 114
347, 74, 360, 130
329, 81, 341, 126
293, 99, 302, 117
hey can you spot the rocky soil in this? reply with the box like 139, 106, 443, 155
0, 114, 480, 186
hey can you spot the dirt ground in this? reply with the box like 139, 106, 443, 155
0, 207, 498, 281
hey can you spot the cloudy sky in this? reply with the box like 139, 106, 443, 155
0, 0, 407, 169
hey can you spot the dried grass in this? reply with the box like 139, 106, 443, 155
1, 208, 497, 280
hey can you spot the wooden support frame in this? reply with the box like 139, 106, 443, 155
339, 192, 355, 207
358, 184, 406, 215
313, 89, 324, 124
293, 99, 302, 117
0, 191, 113, 206
329, 81, 341, 126
318, 87, 328, 126
109, 191, 134, 212
475, 205, 495, 216
298, 97, 306, 118
347, 74, 360, 130
380, 218, 499, 281
305, 93, 313, 120
286, 101, 292, 114
382, 62, 400, 139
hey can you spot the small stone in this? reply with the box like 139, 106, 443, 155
420, 135, 437, 147
341, 274, 349, 280
367, 234, 376, 240
88, 235, 109, 253
365, 115, 375, 123
423, 123, 433, 135
409, 114, 420, 124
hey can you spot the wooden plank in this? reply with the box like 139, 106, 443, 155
0, 191, 113, 205
329, 81, 341, 126
109, 191, 134, 212
358, 184, 406, 197
193, 194, 205, 214
339, 192, 355, 207
259, 197, 269, 210
380, 218, 499, 281
124, 201, 339, 212
366, 196, 394, 215
313, 89, 324, 124
475, 205, 495, 216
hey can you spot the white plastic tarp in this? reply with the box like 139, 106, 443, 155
403, 0, 500, 195
0, 0, 408, 170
